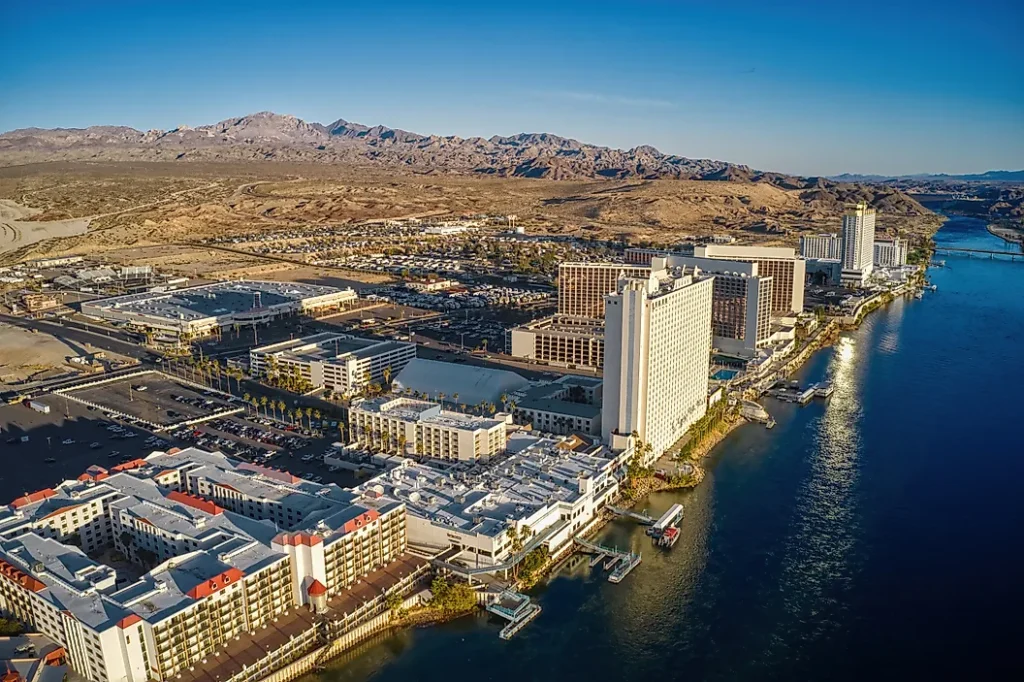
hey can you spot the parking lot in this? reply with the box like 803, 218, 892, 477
0, 394, 360, 503
59, 372, 240, 427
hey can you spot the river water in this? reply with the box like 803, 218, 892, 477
314, 216, 1024, 681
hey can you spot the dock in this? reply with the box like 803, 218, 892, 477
574, 535, 642, 583
485, 590, 543, 640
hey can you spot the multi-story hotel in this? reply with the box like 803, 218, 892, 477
557, 262, 651, 318
602, 267, 714, 461
619, 253, 775, 357
841, 202, 877, 286
348, 396, 507, 461
693, 245, 805, 315
507, 315, 605, 369
249, 332, 416, 395
799, 233, 843, 260
874, 237, 908, 268
0, 448, 417, 682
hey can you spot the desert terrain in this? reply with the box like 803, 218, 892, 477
0, 161, 941, 276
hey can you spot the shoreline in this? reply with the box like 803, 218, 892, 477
305, 263, 930, 678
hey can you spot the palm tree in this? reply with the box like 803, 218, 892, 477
313, 409, 322, 433
500, 393, 509, 410
438, 392, 446, 409
259, 396, 269, 418
451, 393, 459, 409
382, 365, 393, 389
242, 392, 251, 414
276, 400, 287, 422
304, 406, 313, 430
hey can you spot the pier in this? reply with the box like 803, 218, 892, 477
574, 535, 642, 583
485, 590, 543, 640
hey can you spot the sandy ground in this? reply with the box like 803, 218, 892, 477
0, 198, 90, 253
0, 322, 90, 386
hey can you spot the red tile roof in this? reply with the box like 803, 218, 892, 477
117, 614, 142, 628
166, 491, 224, 515
111, 458, 148, 472
186, 567, 245, 599
306, 578, 327, 596
342, 509, 380, 533
273, 532, 323, 547
10, 488, 57, 509
0, 559, 46, 593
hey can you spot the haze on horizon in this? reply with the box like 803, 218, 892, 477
1, 0, 1021, 177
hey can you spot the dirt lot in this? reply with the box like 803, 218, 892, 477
0, 322, 94, 387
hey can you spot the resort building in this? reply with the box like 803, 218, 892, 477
557, 262, 651, 318
81, 281, 357, 341
353, 434, 626, 571
617, 253, 775, 358
0, 448, 416, 682
249, 333, 416, 395
507, 315, 605, 369
874, 237, 908, 267
348, 396, 508, 462
799, 233, 843, 260
602, 267, 714, 461
510, 377, 604, 436
693, 245, 805, 314
841, 202, 877, 287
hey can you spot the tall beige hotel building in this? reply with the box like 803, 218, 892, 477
602, 267, 714, 462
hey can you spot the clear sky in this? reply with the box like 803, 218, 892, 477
1, 0, 1021, 176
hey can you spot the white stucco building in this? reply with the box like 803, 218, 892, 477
841, 203, 877, 287
601, 266, 714, 462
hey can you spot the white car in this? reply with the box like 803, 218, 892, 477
62, 439, 75, 445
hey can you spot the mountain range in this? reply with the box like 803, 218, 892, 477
0, 112, 888, 188
0, 112, 936, 221
831, 170, 1024, 184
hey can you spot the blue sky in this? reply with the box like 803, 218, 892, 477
1, 0, 1021, 176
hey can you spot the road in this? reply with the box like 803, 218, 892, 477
0, 313, 149, 360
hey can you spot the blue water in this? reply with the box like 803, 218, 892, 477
710, 368, 738, 381
316, 216, 1024, 681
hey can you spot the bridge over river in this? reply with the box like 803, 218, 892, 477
933, 247, 1023, 261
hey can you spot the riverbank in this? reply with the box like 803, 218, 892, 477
987, 223, 1024, 247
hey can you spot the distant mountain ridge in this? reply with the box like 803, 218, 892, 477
831, 170, 1024, 183
0, 111, 929, 219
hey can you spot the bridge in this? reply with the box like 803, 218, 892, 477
606, 505, 655, 525
933, 247, 1023, 261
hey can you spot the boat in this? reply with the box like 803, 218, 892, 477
44, 458, 56, 464
657, 526, 680, 548
914, 292, 924, 300
930, 285, 937, 292
765, 417, 776, 429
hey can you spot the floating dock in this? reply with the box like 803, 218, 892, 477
647, 504, 684, 537
574, 535, 642, 584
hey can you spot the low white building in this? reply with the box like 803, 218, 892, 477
353, 434, 626, 571
348, 396, 508, 462
249, 332, 416, 394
